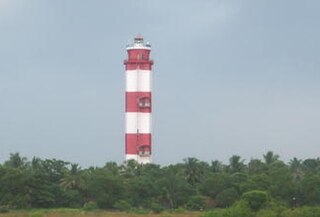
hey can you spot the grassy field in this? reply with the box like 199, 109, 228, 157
0, 209, 203, 217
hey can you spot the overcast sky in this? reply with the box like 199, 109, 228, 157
0, 0, 319, 167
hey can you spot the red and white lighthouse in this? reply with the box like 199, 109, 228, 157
124, 35, 153, 164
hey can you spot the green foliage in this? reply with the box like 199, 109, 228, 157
242, 190, 268, 211
281, 206, 320, 217
150, 202, 164, 213
203, 202, 254, 217
159, 165, 195, 208
184, 157, 208, 186
203, 205, 320, 217
186, 195, 209, 210
82, 201, 98, 211
113, 200, 132, 212
1, 151, 320, 212
128, 207, 150, 214
228, 155, 246, 173
199, 173, 229, 199
255, 209, 278, 217
85, 168, 124, 209
4, 153, 28, 169
268, 161, 294, 202
263, 151, 280, 166
300, 175, 320, 205
61, 189, 83, 208
216, 187, 239, 207
29, 212, 44, 217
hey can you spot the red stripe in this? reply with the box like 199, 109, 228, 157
126, 92, 152, 113
125, 133, 152, 154
127, 49, 151, 60
124, 62, 153, 70
124, 48, 153, 71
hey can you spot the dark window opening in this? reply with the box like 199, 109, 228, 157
138, 97, 151, 108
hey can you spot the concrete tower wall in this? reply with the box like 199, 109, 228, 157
124, 35, 153, 164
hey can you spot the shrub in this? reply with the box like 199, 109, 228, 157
256, 209, 278, 217
187, 195, 208, 210
129, 207, 150, 214
203, 200, 254, 217
150, 202, 164, 213
113, 200, 132, 212
242, 190, 269, 211
202, 209, 224, 217
281, 206, 320, 217
62, 189, 83, 208
203, 205, 254, 217
83, 201, 98, 211
216, 188, 239, 208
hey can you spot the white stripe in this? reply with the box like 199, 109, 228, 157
125, 112, 151, 134
126, 70, 152, 92
126, 154, 151, 164
137, 156, 151, 164
126, 154, 138, 161
126, 47, 151, 50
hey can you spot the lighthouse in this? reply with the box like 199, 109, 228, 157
124, 35, 153, 164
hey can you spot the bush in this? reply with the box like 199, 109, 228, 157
203, 201, 254, 217
83, 201, 98, 211
113, 200, 132, 212
202, 209, 224, 217
281, 206, 320, 217
242, 190, 269, 211
150, 202, 164, 213
216, 188, 239, 208
129, 207, 150, 214
256, 209, 278, 217
170, 207, 187, 213
203, 206, 254, 217
62, 189, 83, 208
187, 195, 208, 210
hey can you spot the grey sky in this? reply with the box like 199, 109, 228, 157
0, 1, 319, 167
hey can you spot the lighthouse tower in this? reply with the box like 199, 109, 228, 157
124, 35, 153, 164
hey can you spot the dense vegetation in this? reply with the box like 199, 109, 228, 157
0, 151, 320, 216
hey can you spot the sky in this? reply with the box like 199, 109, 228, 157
0, 0, 319, 167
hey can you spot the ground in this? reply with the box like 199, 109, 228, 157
0, 210, 203, 217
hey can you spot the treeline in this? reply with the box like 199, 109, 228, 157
0, 152, 320, 212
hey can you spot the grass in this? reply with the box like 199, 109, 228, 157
0, 209, 203, 217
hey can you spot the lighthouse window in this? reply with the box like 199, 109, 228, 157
138, 97, 151, 108
138, 146, 150, 156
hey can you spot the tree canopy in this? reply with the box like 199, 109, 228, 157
0, 152, 320, 211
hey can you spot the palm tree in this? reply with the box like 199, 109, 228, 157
289, 157, 304, 181
228, 155, 245, 173
211, 160, 223, 173
263, 151, 279, 165
302, 158, 320, 174
60, 163, 84, 190
248, 158, 266, 174
120, 160, 142, 178
4, 152, 28, 169
104, 162, 120, 176
184, 157, 204, 186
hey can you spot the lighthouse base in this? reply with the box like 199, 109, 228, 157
126, 154, 151, 164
